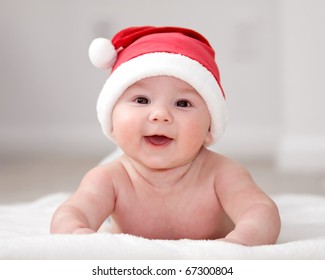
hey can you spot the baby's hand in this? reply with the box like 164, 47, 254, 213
72, 228, 97, 234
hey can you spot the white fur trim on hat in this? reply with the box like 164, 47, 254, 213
96, 52, 228, 145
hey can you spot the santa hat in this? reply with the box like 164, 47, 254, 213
89, 26, 227, 145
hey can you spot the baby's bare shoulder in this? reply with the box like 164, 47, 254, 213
203, 149, 253, 183
203, 149, 244, 170
80, 158, 126, 189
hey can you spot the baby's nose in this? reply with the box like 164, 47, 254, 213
149, 107, 173, 123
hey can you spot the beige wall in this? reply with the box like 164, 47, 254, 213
1, 0, 324, 172
276, 0, 325, 172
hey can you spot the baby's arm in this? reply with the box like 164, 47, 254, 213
50, 165, 116, 234
216, 163, 281, 246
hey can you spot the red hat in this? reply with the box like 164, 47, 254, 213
89, 26, 227, 144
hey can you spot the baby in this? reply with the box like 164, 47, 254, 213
50, 26, 280, 246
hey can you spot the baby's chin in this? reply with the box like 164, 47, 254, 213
134, 154, 199, 171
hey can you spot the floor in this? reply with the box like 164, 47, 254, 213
1, 155, 325, 204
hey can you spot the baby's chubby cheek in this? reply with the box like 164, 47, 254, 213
183, 121, 211, 146
111, 109, 132, 139
111, 114, 141, 146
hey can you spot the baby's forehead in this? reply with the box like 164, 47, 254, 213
127, 75, 199, 93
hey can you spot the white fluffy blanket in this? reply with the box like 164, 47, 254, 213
1, 193, 325, 259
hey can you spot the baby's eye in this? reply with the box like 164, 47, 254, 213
134, 97, 150, 104
176, 100, 192, 108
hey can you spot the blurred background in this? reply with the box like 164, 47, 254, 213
1, 0, 324, 203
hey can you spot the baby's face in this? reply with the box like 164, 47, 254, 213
111, 76, 212, 169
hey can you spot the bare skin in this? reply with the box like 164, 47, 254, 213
51, 76, 280, 246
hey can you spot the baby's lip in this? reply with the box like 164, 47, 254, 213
144, 135, 173, 146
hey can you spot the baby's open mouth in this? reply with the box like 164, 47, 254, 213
144, 135, 173, 146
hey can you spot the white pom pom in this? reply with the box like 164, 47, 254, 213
88, 38, 117, 69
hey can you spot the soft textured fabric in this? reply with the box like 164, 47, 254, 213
1, 192, 325, 259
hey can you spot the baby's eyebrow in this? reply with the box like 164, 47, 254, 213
178, 87, 199, 96
125, 81, 150, 93
174, 81, 198, 94
129, 80, 154, 91
126, 79, 199, 96
134, 78, 154, 86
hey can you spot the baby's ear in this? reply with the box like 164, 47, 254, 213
204, 130, 213, 146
